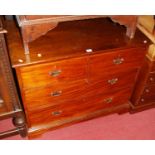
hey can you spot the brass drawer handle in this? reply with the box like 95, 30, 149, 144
51, 90, 62, 97
149, 77, 154, 82
145, 88, 150, 93
108, 78, 118, 85
140, 98, 145, 102
104, 97, 113, 103
113, 57, 124, 65
52, 110, 62, 116
49, 70, 61, 77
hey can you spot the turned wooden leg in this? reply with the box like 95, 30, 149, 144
12, 113, 27, 137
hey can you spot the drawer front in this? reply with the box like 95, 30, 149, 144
19, 57, 88, 90
142, 84, 155, 97
139, 95, 155, 105
90, 48, 145, 78
24, 69, 137, 111
24, 80, 89, 111
146, 72, 155, 85
27, 87, 132, 127
139, 84, 155, 104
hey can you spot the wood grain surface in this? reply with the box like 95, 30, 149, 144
5, 18, 150, 138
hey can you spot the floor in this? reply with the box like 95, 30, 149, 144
1, 107, 155, 140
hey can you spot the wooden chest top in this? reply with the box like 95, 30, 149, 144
6, 18, 149, 68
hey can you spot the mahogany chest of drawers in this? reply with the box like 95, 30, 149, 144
6, 17, 149, 138
131, 45, 155, 111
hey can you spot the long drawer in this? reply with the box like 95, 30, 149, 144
18, 57, 88, 90
24, 68, 138, 111
24, 79, 88, 111
27, 87, 132, 128
89, 48, 146, 79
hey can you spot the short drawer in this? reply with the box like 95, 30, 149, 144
89, 48, 146, 78
27, 87, 132, 127
24, 80, 89, 111
24, 69, 137, 111
18, 57, 88, 90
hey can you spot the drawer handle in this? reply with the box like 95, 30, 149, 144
108, 78, 118, 85
140, 98, 145, 102
104, 97, 113, 103
113, 57, 124, 65
49, 70, 61, 77
52, 110, 62, 116
51, 90, 62, 97
145, 89, 150, 93
149, 77, 154, 82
